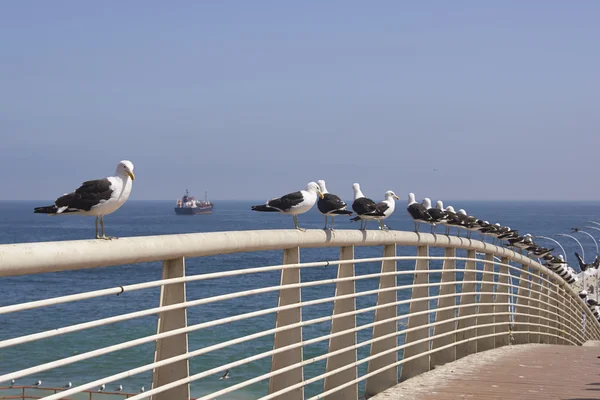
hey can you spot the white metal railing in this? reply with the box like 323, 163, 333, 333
0, 229, 598, 400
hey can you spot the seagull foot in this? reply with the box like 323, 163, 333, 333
295, 227, 306, 232
97, 235, 118, 240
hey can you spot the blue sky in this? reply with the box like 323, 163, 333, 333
1, 1, 599, 201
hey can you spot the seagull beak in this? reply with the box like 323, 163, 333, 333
127, 171, 135, 181
393, 195, 400, 200
317, 190, 324, 199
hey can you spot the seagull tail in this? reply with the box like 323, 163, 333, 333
251, 205, 279, 212
350, 216, 362, 222
34, 205, 58, 214
332, 210, 353, 215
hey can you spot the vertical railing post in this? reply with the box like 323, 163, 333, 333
494, 257, 510, 348
455, 249, 477, 359
323, 246, 357, 400
529, 268, 541, 343
430, 247, 456, 368
539, 273, 550, 344
477, 253, 495, 352
547, 278, 558, 345
513, 264, 530, 344
151, 257, 190, 400
269, 247, 303, 400
401, 245, 430, 380
557, 284, 567, 345
365, 244, 397, 397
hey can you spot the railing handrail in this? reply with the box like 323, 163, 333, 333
0, 229, 552, 276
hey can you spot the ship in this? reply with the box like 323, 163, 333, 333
174, 189, 214, 215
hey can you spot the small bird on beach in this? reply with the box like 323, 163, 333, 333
33, 160, 135, 239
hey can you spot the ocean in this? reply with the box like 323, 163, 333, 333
1, 200, 599, 399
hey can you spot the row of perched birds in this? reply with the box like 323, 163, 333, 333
251, 180, 600, 323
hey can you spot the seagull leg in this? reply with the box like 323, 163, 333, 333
99, 216, 117, 240
294, 215, 305, 232
379, 220, 385, 230
323, 215, 328, 230
95, 217, 100, 239
331, 217, 335, 231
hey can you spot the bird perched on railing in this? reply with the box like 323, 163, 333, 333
33, 160, 135, 240
63, 382, 72, 389
98, 384, 105, 391
528, 246, 554, 258
421, 199, 448, 233
406, 193, 434, 233
251, 182, 324, 231
444, 206, 465, 236
351, 188, 399, 230
115, 384, 123, 392
220, 369, 230, 380
350, 183, 385, 230
457, 209, 481, 239
316, 180, 352, 230
33, 380, 42, 387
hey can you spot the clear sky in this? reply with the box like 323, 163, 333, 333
1, 1, 599, 201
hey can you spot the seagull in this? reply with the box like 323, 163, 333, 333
457, 209, 480, 239
63, 382, 72, 389
350, 183, 385, 230
251, 182, 324, 230
574, 252, 591, 272
406, 193, 434, 233
10, 379, 15, 387
98, 384, 105, 392
422, 199, 448, 233
444, 206, 465, 235
140, 386, 145, 393
367, 190, 400, 230
33, 380, 42, 387
115, 384, 123, 392
220, 369, 230, 380
33, 160, 135, 239
316, 180, 352, 230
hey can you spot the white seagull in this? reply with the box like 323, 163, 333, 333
350, 183, 385, 230
251, 182, 324, 230
98, 384, 105, 392
33, 380, 42, 387
115, 384, 123, 392
34, 160, 135, 239
63, 382, 72, 389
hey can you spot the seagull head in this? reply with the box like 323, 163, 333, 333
116, 160, 135, 181
306, 182, 324, 199
458, 209, 467, 216
445, 206, 455, 213
316, 180, 328, 194
436, 200, 444, 210
421, 197, 432, 209
408, 192, 416, 204
352, 183, 364, 199
385, 190, 400, 201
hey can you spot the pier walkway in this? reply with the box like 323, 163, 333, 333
373, 342, 600, 400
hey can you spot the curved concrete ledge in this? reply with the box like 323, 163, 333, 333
1, 229, 542, 276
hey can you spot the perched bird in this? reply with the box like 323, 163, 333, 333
362, 190, 400, 230
506, 233, 534, 250
406, 193, 434, 233
10, 379, 15, 387
140, 386, 145, 393
422, 199, 448, 233
457, 209, 480, 238
316, 180, 352, 230
529, 246, 554, 259
115, 384, 123, 392
63, 382, 72, 389
574, 252, 591, 272
444, 206, 464, 236
34, 160, 135, 239
350, 183, 385, 230
33, 380, 42, 387
98, 384, 105, 392
251, 182, 324, 230
220, 369, 230, 380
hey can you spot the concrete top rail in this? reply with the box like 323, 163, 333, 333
0, 229, 553, 277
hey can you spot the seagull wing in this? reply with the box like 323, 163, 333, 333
56, 179, 114, 212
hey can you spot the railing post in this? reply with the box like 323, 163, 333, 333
401, 245, 430, 381
323, 245, 357, 400
557, 284, 567, 345
455, 249, 477, 359
365, 244, 397, 397
151, 256, 190, 400
547, 278, 558, 345
539, 273, 550, 344
430, 247, 456, 368
494, 257, 510, 348
529, 268, 541, 343
477, 253, 495, 352
513, 264, 530, 344
269, 247, 303, 400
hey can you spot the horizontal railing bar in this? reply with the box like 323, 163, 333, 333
0, 230, 549, 277
0, 255, 553, 316
0, 272, 566, 352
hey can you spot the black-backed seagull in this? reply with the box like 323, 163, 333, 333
350, 183, 385, 230
367, 190, 400, 230
33, 160, 135, 240
406, 193, 434, 233
220, 369, 230, 380
251, 182, 324, 231
444, 206, 464, 235
422, 198, 448, 233
316, 180, 352, 230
